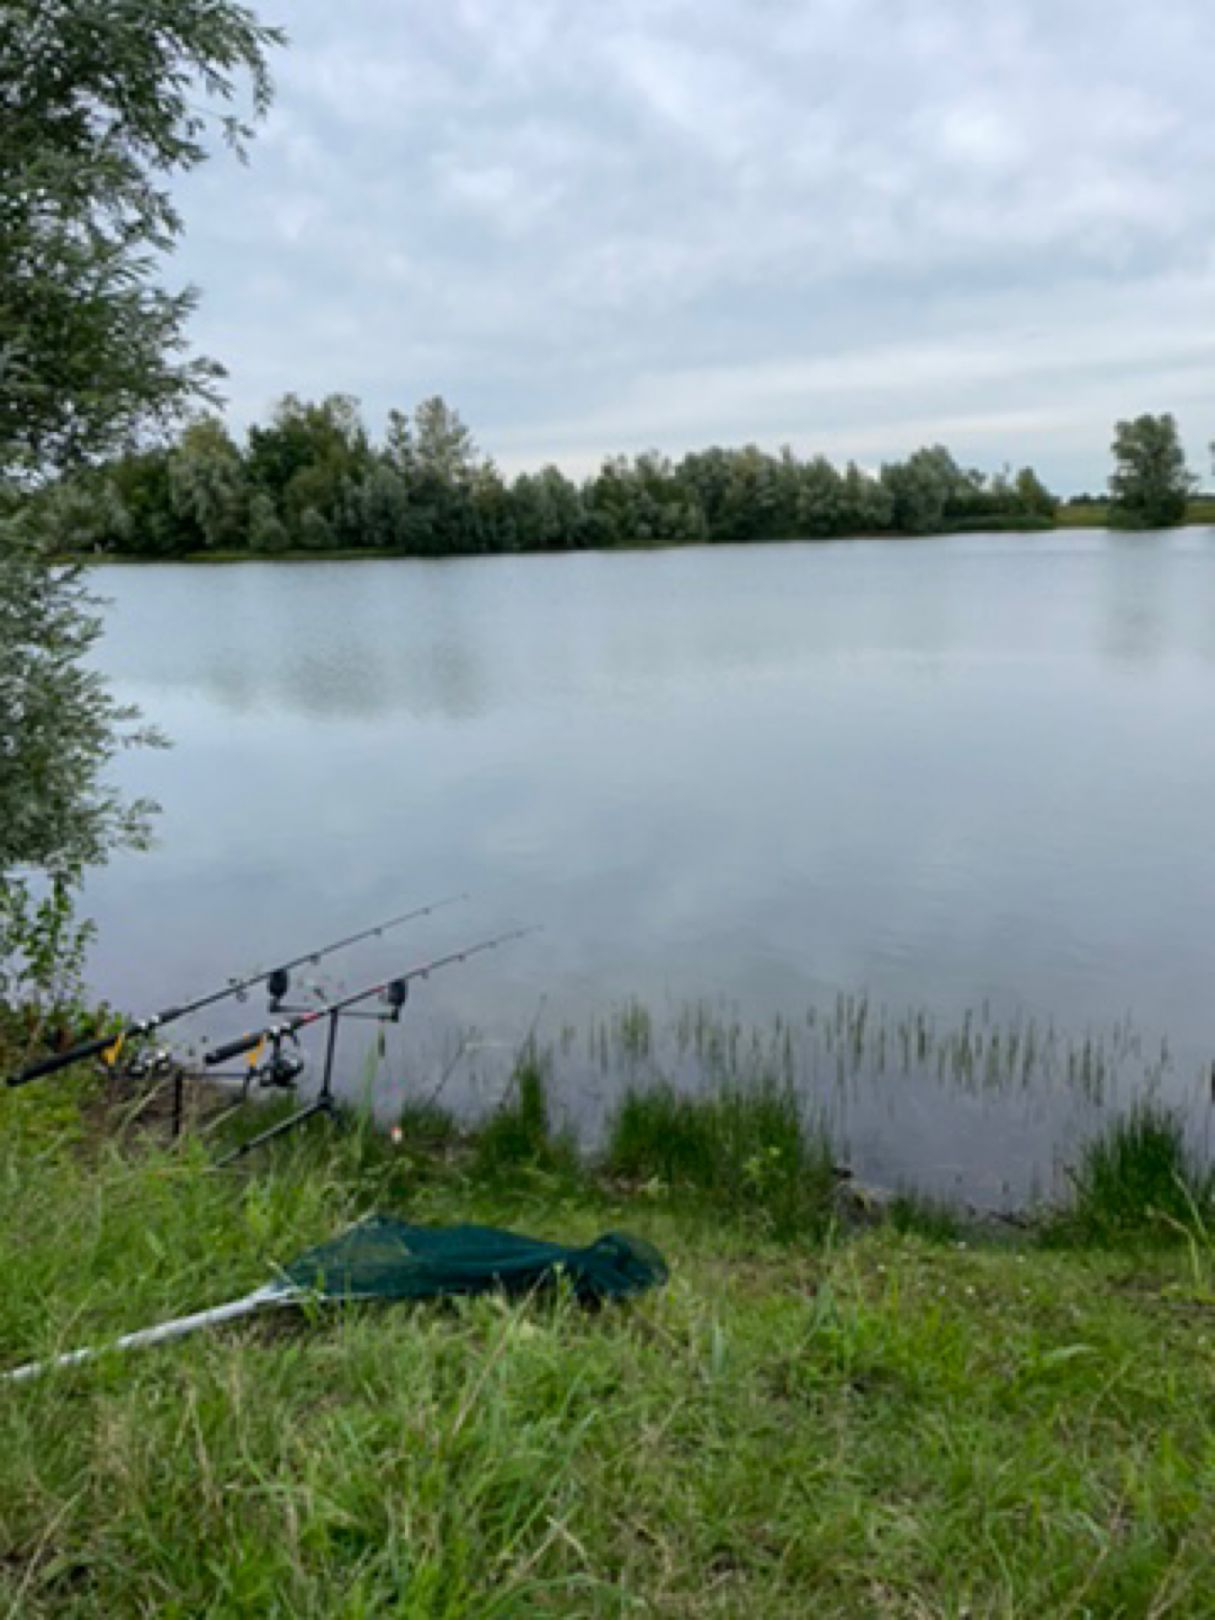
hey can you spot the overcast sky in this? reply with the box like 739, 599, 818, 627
175, 0, 1215, 492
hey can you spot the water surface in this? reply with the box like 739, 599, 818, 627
83, 532, 1215, 1200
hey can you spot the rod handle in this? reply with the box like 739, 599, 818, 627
7, 1033, 116, 1088
205, 1030, 271, 1066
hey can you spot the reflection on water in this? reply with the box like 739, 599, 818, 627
99, 531, 1215, 721
1098, 535, 1171, 667
84, 532, 1215, 1196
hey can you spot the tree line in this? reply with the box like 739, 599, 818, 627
36, 398, 1213, 560
39, 394, 1064, 558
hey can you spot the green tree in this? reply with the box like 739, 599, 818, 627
1013, 467, 1058, 524
840, 462, 893, 533
717, 447, 788, 541
346, 463, 412, 552
1, 0, 279, 997
169, 417, 248, 551
796, 456, 846, 537
247, 492, 290, 555
384, 409, 417, 477
676, 448, 735, 539
1109, 414, 1192, 528
2, 1, 280, 482
412, 397, 480, 486
0, 512, 163, 999
882, 446, 959, 535
26, 473, 132, 559
406, 397, 488, 554
106, 449, 180, 556
297, 507, 335, 551
585, 453, 705, 546
510, 466, 585, 551
246, 393, 370, 546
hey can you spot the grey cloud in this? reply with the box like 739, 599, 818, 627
172, 0, 1215, 491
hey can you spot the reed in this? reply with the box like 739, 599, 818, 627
604, 1080, 836, 1240
471, 1052, 579, 1181
1049, 1105, 1214, 1246
588, 994, 1165, 1111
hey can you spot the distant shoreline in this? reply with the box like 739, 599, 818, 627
75, 507, 1215, 565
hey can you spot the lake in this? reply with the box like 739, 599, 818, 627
83, 531, 1215, 1204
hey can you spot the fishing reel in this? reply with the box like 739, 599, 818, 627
252, 1029, 305, 1091
214, 1028, 304, 1090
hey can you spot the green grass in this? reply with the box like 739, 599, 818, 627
392, 1098, 462, 1151
1047, 1105, 1214, 1248
604, 1080, 837, 1241
1057, 497, 1215, 529
886, 1190, 966, 1244
3, 1073, 1215, 1614
471, 1053, 580, 1183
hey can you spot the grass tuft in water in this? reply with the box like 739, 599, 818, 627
472, 1051, 579, 1181
604, 1080, 836, 1240
1049, 1105, 1213, 1246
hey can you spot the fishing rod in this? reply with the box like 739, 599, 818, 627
202, 926, 539, 1070
204, 925, 540, 1165
6, 894, 468, 1089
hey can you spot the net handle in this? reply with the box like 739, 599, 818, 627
3, 1283, 295, 1384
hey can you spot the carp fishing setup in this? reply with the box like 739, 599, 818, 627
203, 925, 538, 1164
1, 912, 673, 1392
5, 898, 539, 1162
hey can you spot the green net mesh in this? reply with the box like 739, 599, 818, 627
280, 1216, 668, 1305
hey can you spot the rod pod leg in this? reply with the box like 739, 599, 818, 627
216, 1010, 342, 1168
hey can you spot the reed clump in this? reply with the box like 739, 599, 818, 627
604, 1080, 836, 1240
1049, 1105, 1214, 1246
471, 1052, 579, 1181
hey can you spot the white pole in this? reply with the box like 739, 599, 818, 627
3, 1283, 295, 1384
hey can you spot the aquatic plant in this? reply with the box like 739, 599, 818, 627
604, 1079, 836, 1240
472, 1051, 578, 1181
1049, 1105, 1213, 1246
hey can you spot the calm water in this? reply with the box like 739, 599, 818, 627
84, 532, 1215, 1202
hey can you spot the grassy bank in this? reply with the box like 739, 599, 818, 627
2, 1070, 1215, 1616
1056, 496, 1215, 529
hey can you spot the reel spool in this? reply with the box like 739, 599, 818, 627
256, 1030, 305, 1090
